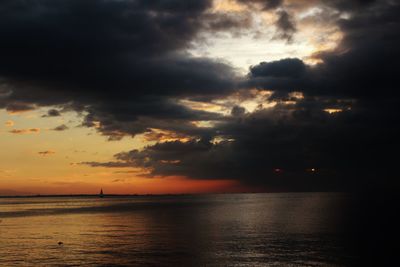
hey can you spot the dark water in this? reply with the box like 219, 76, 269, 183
0, 193, 354, 266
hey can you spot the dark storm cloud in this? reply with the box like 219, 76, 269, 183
241, 0, 400, 189
82, 0, 400, 191
0, 0, 235, 93
87, 97, 399, 190
0, 0, 238, 135
248, 0, 400, 99
250, 58, 306, 78
79, 95, 224, 140
2, 0, 400, 191
0, 0, 211, 61
246, 58, 309, 99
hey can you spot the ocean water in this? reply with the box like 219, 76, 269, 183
0, 193, 354, 266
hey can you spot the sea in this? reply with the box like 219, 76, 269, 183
0, 193, 356, 266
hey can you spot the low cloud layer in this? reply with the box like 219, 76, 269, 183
38, 150, 56, 156
9, 128, 40, 135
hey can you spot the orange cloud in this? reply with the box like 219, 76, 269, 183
143, 128, 192, 142
9, 128, 40, 134
4, 120, 14, 127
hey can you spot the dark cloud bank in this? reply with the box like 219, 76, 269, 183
1, 0, 399, 193
1, 0, 399, 262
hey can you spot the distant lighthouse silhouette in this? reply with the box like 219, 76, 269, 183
99, 188, 104, 198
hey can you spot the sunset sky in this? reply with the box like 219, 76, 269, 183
0, 0, 399, 195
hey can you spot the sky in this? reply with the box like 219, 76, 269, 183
0, 0, 399, 195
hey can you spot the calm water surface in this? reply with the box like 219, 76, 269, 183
0, 193, 354, 266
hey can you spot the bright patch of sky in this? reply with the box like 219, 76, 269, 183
188, 0, 342, 73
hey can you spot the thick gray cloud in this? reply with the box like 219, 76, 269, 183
250, 58, 306, 79
88, 98, 399, 191
248, 0, 400, 100
80, 0, 400, 191
0, 0, 238, 128
1, 0, 400, 191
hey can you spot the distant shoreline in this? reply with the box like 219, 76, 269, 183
0, 191, 343, 198
0, 194, 194, 198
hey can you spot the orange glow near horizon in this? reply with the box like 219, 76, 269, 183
0, 0, 344, 196
1, 176, 247, 196
0, 108, 253, 195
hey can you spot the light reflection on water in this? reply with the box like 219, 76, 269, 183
0, 193, 353, 266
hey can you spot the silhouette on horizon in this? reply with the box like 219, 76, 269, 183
99, 188, 104, 198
